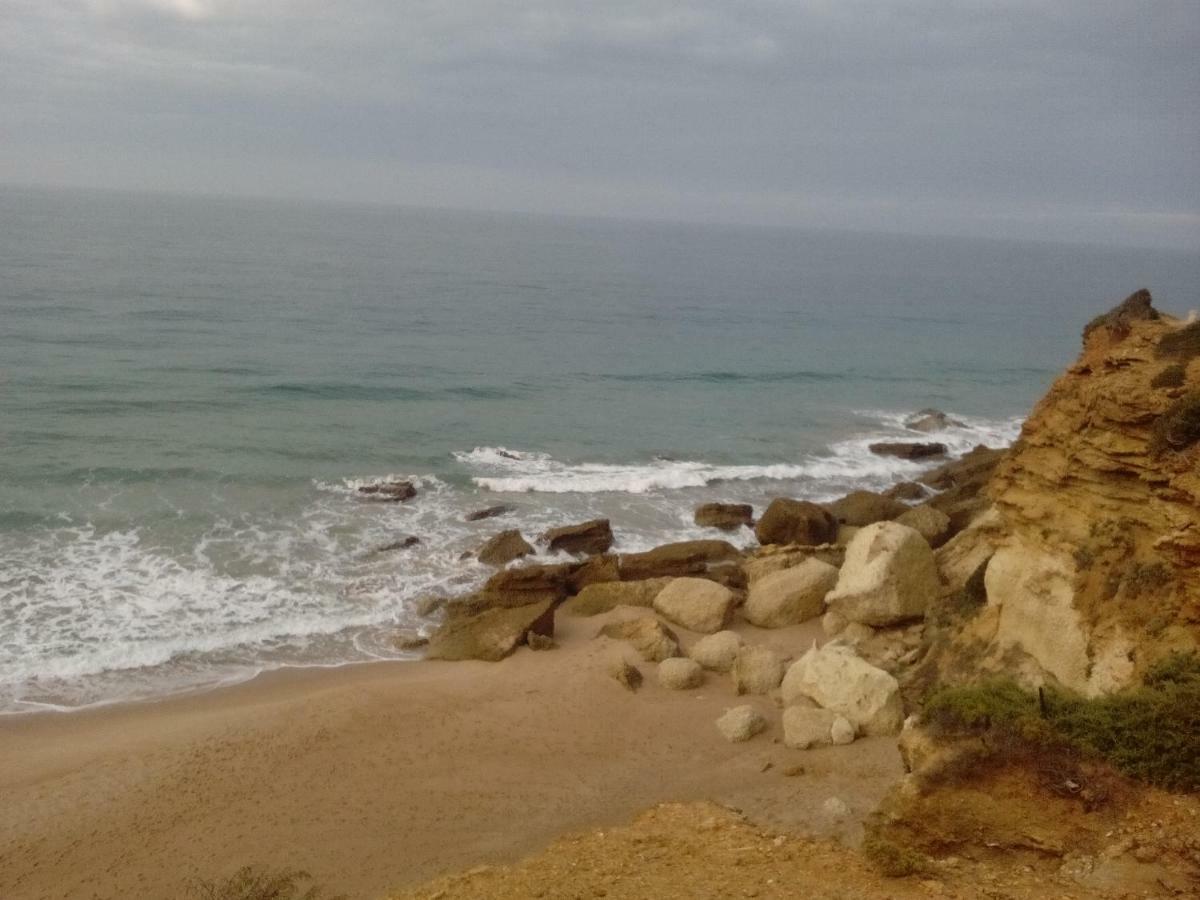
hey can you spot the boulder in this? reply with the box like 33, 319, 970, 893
618, 540, 740, 581
825, 490, 907, 527
476, 561, 578, 609
821, 608, 847, 637
688, 630, 742, 673
426, 599, 554, 662
373, 536, 421, 553
743, 545, 844, 584
652, 578, 736, 634
894, 505, 952, 548
561, 578, 671, 616
743, 558, 838, 628
825, 522, 938, 626
694, 503, 754, 531
609, 658, 643, 692
781, 642, 903, 735
755, 499, 838, 546
919, 445, 1007, 540
867, 442, 947, 460
465, 504, 514, 522
782, 707, 838, 750
716, 706, 767, 743
830, 715, 856, 745
731, 645, 785, 695
904, 408, 964, 432
476, 529, 534, 567
658, 657, 704, 690
357, 480, 417, 502
598, 616, 680, 663
569, 554, 620, 591
884, 481, 928, 502
542, 519, 614, 556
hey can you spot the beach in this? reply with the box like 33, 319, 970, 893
0, 612, 902, 900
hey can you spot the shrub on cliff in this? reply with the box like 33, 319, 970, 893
1149, 392, 1200, 456
1157, 320, 1200, 361
189, 867, 345, 900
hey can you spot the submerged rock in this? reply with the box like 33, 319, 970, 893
731, 645, 785, 695
465, 504, 515, 522
652, 578, 737, 634
476, 529, 534, 567
357, 480, 417, 502
867, 442, 947, 460
693, 503, 754, 531
754, 499, 838, 547
542, 519, 614, 556
609, 657, 643, 692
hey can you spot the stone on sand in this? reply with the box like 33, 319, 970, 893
688, 630, 743, 673
658, 657, 704, 690
731, 645, 785, 696
715, 706, 767, 743
781, 641, 903, 736
598, 616, 680, 663
824, 521, 938, 627
782, 707, 838, 750
652, 578, 736, 634
743, 558, 838, 628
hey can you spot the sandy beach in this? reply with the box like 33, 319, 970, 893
0, 611, 901, 900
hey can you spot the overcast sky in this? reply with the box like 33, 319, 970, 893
2, 0, 1197, 247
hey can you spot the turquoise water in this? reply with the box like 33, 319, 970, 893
2, 185, 1198, 711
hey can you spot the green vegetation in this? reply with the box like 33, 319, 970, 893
862, 835, 931, 878
1157, 320, 1200, 361
923, 654, 1200, 792
1150, 364, 1186, 389
188, 867, 344, 900
1149, 392, 1200, 456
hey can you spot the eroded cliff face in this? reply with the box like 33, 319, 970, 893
977, 290, 1199, 695
912, 291, 1200, 699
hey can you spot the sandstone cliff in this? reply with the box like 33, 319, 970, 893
927, 290, 1199, 696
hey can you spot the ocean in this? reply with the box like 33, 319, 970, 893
2, 185, 1197, 713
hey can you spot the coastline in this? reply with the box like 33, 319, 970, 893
0, 611, 903, 900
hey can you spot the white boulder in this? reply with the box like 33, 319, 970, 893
657, 657, 705, 690
653, 578, 736, 633
782, 706, 838, 749
781, 641, 903, 735
824, 521, 938, 626
715, 705, 767, 743
743, 558, 839, 628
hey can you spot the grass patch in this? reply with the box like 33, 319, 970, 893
1149, 392, 1200, 456
188, 867, 344, 900
862, 835, 931, 878
922, 656, 1200, 793
1150, 364, 1187, 389
1157, 321, 1200, 361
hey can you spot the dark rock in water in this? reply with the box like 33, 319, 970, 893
618, 539, 741, 581
884, 481, 929, 502
754, 499, 838, 547
374, 536, 420, 553
465, 504, 515, 522
477, 529, 534, 567
542, 518, 614, 556
694, 503, 754, 531
904, 408, 964, 433
357, 480, 417, 502
414, 596, 447, 617
868, 442, 947, 460
426, 599, 555, 662
825, 490, 907, 526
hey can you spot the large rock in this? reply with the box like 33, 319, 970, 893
618, 540, 740, 581
694, 503, 754, 531
868, 442, 947, 460
658, 657, 705, 690
598, 616, 680, 662
781, 642, 903, 735
426, 600, 554, 662
542, 519, 614, 556
652, 578, 736, 633
782, 707, 839, 749
825, 522, 938, 626
731, 645, 785, 695
688, 630, 742, 673
894, 505, 952, 548
905, 408, 964, 432
716, 706, 767, 742
743, 558, 838, 628
825, 491, 907, 527
476, 529, 534, 567
754, 499, 838, 547
475, 561, 579, 609
561, 578, 672, 616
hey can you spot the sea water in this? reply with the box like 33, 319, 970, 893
2, 185, 1197, 712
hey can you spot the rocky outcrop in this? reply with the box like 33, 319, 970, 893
905, 408, 964, 432
715, 706, 767, 742
743, 558, 838, 628
782, 642, 903, 735
754, 499, 838, 547
542, 519, 614, 556
688, 630, 742, 673
693, 503, 754, 531
598, 617, 680, 663
825, 522, 938, 627
652, 578, 736, 633
618, 540, 740, 581
825, 490, 907, 527
426, 599, 555, 662
476, 529, 534, 567
868, 442, 946, 460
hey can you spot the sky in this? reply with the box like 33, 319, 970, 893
2, 0, 1198, 248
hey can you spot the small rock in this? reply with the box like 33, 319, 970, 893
689, 630, 743, 673
782, 706, 838, 749
905, 408, 964, 432
598, 617, 680, 663
830, 715, 856, 745
609, 658, 643, 692
465, 504, 515, 522
357, 480, 417, 502
732, 646, 785, 695
842, 622, 875, 645
715, 705, 767, 742
658, 657, 704, 690
373, 535, 420, 553
694, 503, 754, 531
527, 632, 555, 651
821, 608, 848, 636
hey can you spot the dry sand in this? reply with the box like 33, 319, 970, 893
0, 612, 902, 900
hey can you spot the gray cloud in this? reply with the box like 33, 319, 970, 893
2, 0, 1197, 247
